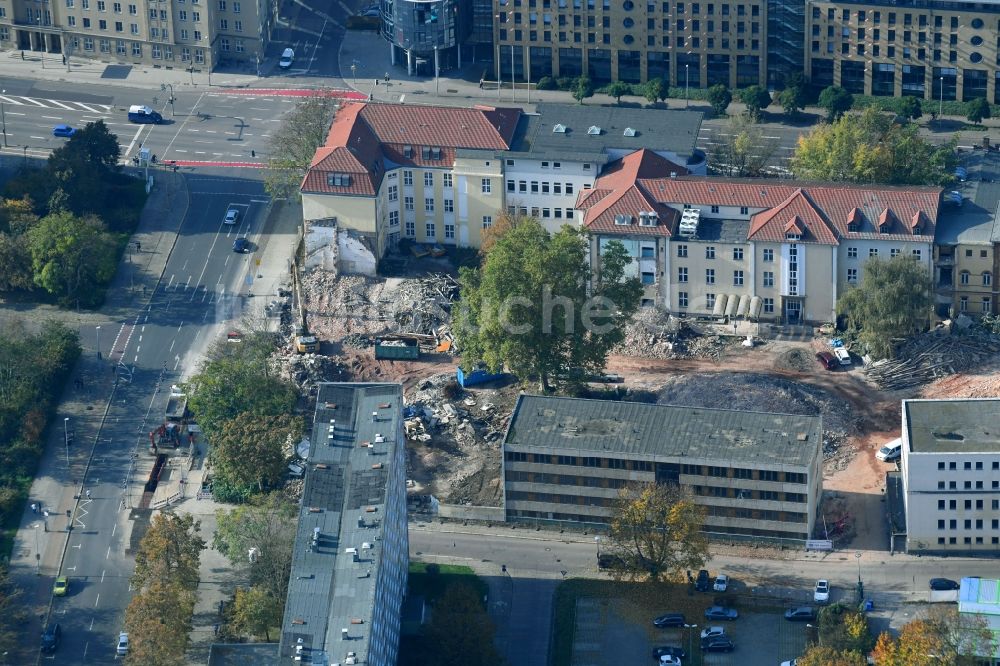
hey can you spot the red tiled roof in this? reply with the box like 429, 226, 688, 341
354, 102, 519, 150
747, 189, 840, 244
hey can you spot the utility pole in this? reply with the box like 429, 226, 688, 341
1, 89, 7, 147
63, 417, 70, 469
161, 83, 175, 116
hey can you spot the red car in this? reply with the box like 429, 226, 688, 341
815, 351, 838, 370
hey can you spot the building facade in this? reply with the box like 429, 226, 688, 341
502, 395, 824, 542
0, 0, 270, 70
278, 383, 409, 665
381, 0, 471, 75
901, 398, 1000, 555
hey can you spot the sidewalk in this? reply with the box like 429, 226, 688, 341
5, 169, 190, 652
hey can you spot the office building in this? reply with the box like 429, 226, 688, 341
381, 0, 471, 75
901, 398, 1000, 555
278, 382, 409, 665
502, 394, 824, 542
1, 0, 271, 71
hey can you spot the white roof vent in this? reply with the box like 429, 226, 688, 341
553, 123, 567, 133
588, 125, 602, 135
623, 127, 637, 136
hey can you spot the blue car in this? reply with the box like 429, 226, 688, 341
704, 605, 739, 621
233, 238, 251, 253
52, 124, 77, 138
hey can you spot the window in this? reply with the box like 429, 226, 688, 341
641, 272, 655, 285
131, 41, 141, 55
404, 221, 415, 237
424, 172, 433, 187
869, 248, 879, 258
762, 248, 773, 262
706, 246, 715, 259
234, 21, 242, 32
233, 1, 240, 10
678, 291, 688, 308
891, 248, 901, 258
425, 222, 436, 238
192, 11, 200, 20
507, 180, 515, 192
705, 269, 715, 284
739, 206, 749, 215
733, 247, 743, 260
706, 293, 716, 309
985, 272, 993, 286
218, 0, 225, 7
387, 185, 398, 201
763, 271, 774, 287
403, 171, 413, 186
131, 22, 139, 33
445, 224, 455, 240
481, 178, 492, 193
388, 211, 399, 226
733, 270, 744, 286
114, 20, 123, 30
961, 271, 970, 285
404, 196, 414, 211
763, 297, 774, 313
847, 268, 858, 283
483, 216, 493, 229
677, 244, 688, 258
68, 15, 76, 25
444, 199, 454, 213
678, 267, 688, 283
531, 181, 539, 193
566, 183, 574, 194
443, 173, 453, 188
424, 197, 434, 212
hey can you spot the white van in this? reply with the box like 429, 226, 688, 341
876, 438, 903, 462
279, 48, 294, 68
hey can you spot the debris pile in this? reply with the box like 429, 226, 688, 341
865, 332, 1000, 390
615, 310, 731, 359
272, 350, 347, 394
822, 431, 855, 473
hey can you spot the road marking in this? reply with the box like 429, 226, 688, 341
112, 523, 117, 537
77, 102, 106, 113
101, 570, 106, 582
47, 99, 76, 110
5, 111, 25, 116
95, 593, 100, 607
23, 98, 48, 106
42, 115, 62, 120
123, 124, 144, 162
30, 135, 45, 140
106, 546, 111, 560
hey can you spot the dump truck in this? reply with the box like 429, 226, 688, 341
165, 386, 189, 422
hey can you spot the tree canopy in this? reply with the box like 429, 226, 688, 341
707, 84, 732, 117
604, 482, 709, 582
899, 96, 923, 121
265, 92, 340, 199
124, 580, 195, 666
131, 513, 206, 591
211, 414, 302, 494
25, 211, 119, 306
708, 115, 780, 178
966, 97, 992, 125
818, 85, 854, 122
798, 646, 868, 666
792, 107, 958, 185
643, 78, 667, 104
572, 76, 594, 103
738, 85, 771, 121
228, 586, 282, 642
837, 256, 934, 360
424, 583, 503, 666
607, 81, 631, 104
454, 219, 641, 391
872, 607, 993, 666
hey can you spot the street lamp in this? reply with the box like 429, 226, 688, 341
22, 145, 27, 168
683, 623, 697, 657
63, 417, 70, 469
939, 75, 944, 119
1, 88, 7, 147
351, 60, 357, 83
160, 83, 175, 116
685, 63, 690, 108
95, 325, 101, 360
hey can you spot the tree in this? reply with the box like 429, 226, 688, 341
818, 85, 854, 122
480, 210, 529, 255
738, 85, 771, 121
966, 97, 992, 125
816, 604, 876, 655
131, 513, 206, 591
604, 482, 709, 582
49, 120, 121, 171
837, 257, 933, 359
797, 645, 868, 666
124, 580, 195, 666
25, 211, 118, 306
0, 566, 26, 656
572, 76, 594, 104
211, 414, 303, 494
607, 81, 631, 104
708, 115, 780, 177
778, 84, 807, 117
454, 219, 641, 391
643, 77, 667, 105
706, 84, 732, 117
213, 492, 298, 601
265, 92, 340, 199
0, 232, 34, 292
229, 586, 282, 642
899, 95, 923, 121
792, 107, 957, 185
425, 583, 503, 666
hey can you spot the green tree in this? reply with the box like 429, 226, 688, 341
792, 107, 957, 185
124, 581, 195, 666
708, 115, 780, 177
815, 603, 876, 656
572, 76, 594, 104
966, 97, 992, 125
213, 492, 298, 601
49, 120, 121, 171
706, 84, 732, 117
643, 77, 667, 104
425, 583, 503, 666
131, 513, 206, 591
604, 482, 709, 582
778, 84, 807, 117
818, 85, 854, 122
211, 414, 302, 494
454, 220, 641, 391
25, 211, 118, 306
738, 85, 771, 121
797, 645, 868, 666
607, 81, 631, 104
229, 586, 282, 642
265, 91, 340, 199
838, 257, 933, 360
899, 95, 923, 121
0, 232, 34, 292
0, 566, 27, 656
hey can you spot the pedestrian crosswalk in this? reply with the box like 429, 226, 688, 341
0, 94, 113, 114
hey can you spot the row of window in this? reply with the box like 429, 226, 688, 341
813, 7, 964, 30
505, 451, 655, 470
846, 247, 922, 260
395, 170, 455, 188
678, 292, 775, 312
508, 205, 575, 220
958, 296, 992, 315
507, 471, 633, 488
957, 271, 993, 286
507, 12, 760, 34
501, 0, 761, 17
68, 36, 205, 60
507, 490, 614, 507
504, 28, 759, 51
937, 518, 1000, 530
402, 221, 456, 240
507, 179, 578, 196
505, 159, 572, 169
936, 478, 1000, 490
938, 498, 1000, 511
508, 509, 609, 523
936, 536, 998, 546
691, 484, 807, 503
676, 244, 745, 260
678, 267, 747, 286
939, 460, 1000, 471
704, 504, 807, 523
680, 463, 806, 484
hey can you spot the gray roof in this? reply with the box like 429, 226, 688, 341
904, 399, 1000, 453
509, 103, 703, 162
207, 643, 279, 666
935, 180, 1000, 245
505, 395, 822, 469
674, 218, 752, 243
278, 382, 403, 663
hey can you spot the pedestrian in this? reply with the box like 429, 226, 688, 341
251, 149, 256, 158
135, 241, 141, 252
479, 78, 484, 89
86, 489, 91, 499
62, 55, 66, 65
374, 79, 378, 87
384, 73, 390, 83
21, 50, 24, 60
31, 502, 37, 513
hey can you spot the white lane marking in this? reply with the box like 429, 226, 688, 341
123, 124, 144, 160
94, 593, 100, 607
5, 111, 25, 116
76, 103, 105, 113
101, 570, 106, 582
106, 546, 111, 560
47, 99, 76, 110
23, 98, 48, 106
42, 115, 62, 120
30, 135, 45, 140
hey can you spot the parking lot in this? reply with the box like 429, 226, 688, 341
569, 581, 809, 666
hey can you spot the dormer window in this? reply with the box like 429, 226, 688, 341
847, 222, 859, 232
913, 225, 921, 235
553, 123, 567, 133
614, 214, 633, 225
403, 145, 413, 158
639, 211, 658, 226
327, 173, 352, 187
786, 232, 802, 240
879, 223, 889, 234
421, 146, 430, 159
623, 127, 637, 136
587, 125, 602, 135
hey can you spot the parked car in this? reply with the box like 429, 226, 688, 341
955, 166, 968, 181
814, 579, 830, 604
945, 190, 963, 206
700, 626, 725, 640
652, 646, 687, 660
52, 124, 76, 138
815, 351, 838, 370
41, 623, 61, 653
223, 208, 239, 225
695, 569, 711, 592
653, 613, 685, 628
876, 438, 903, 462
117, 632, 129, 655
233, 238, 252, 253
929, 578, 960, 591
279, 47, 295, 68
784, 606, 816, 622
53, 576, 69, 596
658, 656, 682, 666
713, 574, 729, 592
833, 347, 852, 366
781, 660, 799, 666
704, 605, 739, 621
701, 635, 735, 652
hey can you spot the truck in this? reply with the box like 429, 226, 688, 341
165, 386, 189, 422
374, 339, 420, 360
128, 105, 163, 124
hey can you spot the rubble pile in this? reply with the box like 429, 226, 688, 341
391, 273, 459, 339
615, 310, 730, 359
822, 431, 855, 473
865, 331, 1000, 391
271, 349, 348, 394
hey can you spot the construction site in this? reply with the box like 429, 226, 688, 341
276, 256, 1000, 549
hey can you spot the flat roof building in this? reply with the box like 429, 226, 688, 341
277, 383, 409, 665
901, 398, 1000, 554
502, 395, 823, 543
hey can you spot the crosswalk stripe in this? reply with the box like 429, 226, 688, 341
22, 98, 48, 107
47, 99, 76, 110
76, 103, 108, 114
0, 94, 113, 113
